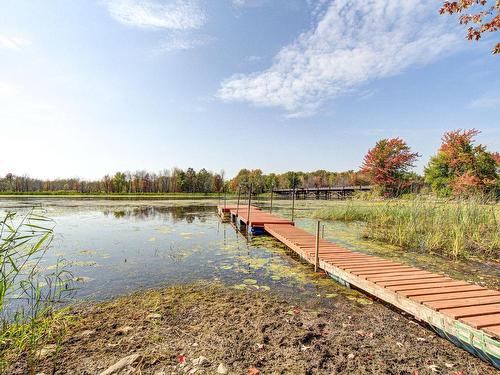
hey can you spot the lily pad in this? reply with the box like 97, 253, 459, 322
74, 276, 92, 283
71, 261, 98, 267
243, 278, 258, 285
80, 249, 97, 255
233, 284, 247, 290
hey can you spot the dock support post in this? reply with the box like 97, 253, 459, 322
246, 184, 253, 229
224, 187, 227, 209
270, 185, 274, 214
291, 188, 296, 222
236, 186, 241, 218
322, 224, 325, 239
315, 220, 320, 272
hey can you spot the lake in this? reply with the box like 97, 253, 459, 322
1, 198, 497, 309
0, 199, 362, 308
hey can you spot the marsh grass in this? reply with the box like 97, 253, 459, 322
0, 210, 75, 374
314, 198, 499, 259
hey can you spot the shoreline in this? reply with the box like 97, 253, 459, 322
5, 282, 498, 374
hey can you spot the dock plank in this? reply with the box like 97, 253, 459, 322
461, 314, 500, 329
400, 285, 485, 297
425, 296, 500, 310
440, 304, 500, 319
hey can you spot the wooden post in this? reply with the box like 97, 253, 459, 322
270, 184, 274, 214
315, 220, 320, 272
223, 186, 227, 209
236, 186, 241, 217
291, 188, 296, 222
246, 184, 252, 229
322, 224, 325, 239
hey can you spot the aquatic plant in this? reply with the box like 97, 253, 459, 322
0, 210, 75, 373
314, 198, 500, 259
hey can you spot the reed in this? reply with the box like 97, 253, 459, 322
0, 210, 75, 373
314, 198, 500, 259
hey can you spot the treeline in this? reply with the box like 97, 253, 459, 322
0, 168, 369, 195
1, 129, 498, 198
0, 168, 224, 194
228, 169, 371, 194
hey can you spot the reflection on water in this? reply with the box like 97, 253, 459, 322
102, 205, 212, 222
0, 201, 367, 307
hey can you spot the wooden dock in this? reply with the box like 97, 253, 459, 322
218, 204, 500, 368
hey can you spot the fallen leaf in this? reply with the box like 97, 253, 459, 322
177, 355, 186, 365
248, 367, 260, 375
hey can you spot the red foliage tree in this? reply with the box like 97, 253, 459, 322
425, 129, 499, 196
361, 138, 420, 195
440, 0, 500, 54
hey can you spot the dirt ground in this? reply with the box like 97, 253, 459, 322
7, 283, 498, 375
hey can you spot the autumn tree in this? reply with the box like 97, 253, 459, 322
361, 138, 420, 196
440, 0, 500, 54
425, 129, 499, 197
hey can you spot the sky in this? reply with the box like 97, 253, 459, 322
0, 0, 499, 180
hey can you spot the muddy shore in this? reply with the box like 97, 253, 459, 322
7, 283, 497, 375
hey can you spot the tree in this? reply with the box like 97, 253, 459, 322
195, 168, 212, 193
112, 172, 127, 193
425, 129, 499, 197
230, 169, 250, 192
185, 168, 196, 193
440, 1, 499, 54
361, 138, 420, 195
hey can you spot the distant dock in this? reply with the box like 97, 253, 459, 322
273, 185, 373, 199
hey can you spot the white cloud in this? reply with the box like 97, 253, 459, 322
0, 34, 30, 50
469, 94, 500, 109
106, 0, 206, 30
218, 0, 459, 116
231, 0, 266, 7
155, 32, 214, 52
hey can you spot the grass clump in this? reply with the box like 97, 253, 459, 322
0, 210, 75, 374
315, 203, 381, 222
314, 198, 500, 259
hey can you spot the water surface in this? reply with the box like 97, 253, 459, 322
0, 200, 365, 307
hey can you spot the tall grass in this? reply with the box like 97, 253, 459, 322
0, 210, 75, 373
314, 199, 500, 259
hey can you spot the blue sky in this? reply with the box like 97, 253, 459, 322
1, 0, 498, 179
